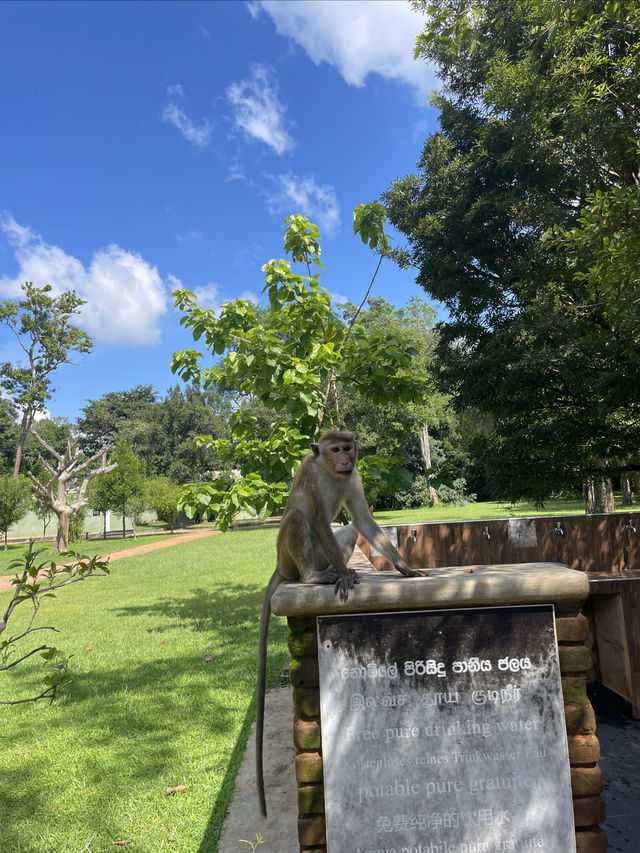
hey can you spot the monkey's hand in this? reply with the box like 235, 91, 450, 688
394, 559, 427, 578
334, 571, 357, 601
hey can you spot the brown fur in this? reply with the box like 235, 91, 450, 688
256, 430, 426, 815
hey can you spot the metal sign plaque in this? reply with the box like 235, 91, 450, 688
317, 605, 575, 853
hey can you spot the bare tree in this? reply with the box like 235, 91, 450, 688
419, 423, 438, 507
27, 430, 117, 551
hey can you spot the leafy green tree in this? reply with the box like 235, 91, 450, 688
385, 0, 640, 507
92, 440, 146, 537
31, 490, 53, 540
0, 283, 92, 476
153, 384, 231, 482
0, 475, 31, 549
76, 385, 158, 460
171, 205, 429, 529
0, 399, 19, 475
146, 477, 183, 532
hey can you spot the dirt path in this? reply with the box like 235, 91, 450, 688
0, 527, 220, 592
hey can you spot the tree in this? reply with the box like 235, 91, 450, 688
0, 475, 31, 549
92, 440, 146, 537
27, 430, 116, 551
0, 398, 19, 475
385, 0, 640, 508
153, 384, 231, 483
0, 283, 92, 476
1, 548, 110, 705
171, 205, 429, 529
146, 477, 183, 532
31, 491, 53, 540
76, 385, 158, 460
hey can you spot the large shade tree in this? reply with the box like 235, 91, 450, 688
171, 205, 430, 528
0, 283, 92, 476
385, 0, 640, 508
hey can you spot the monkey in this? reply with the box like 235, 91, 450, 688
256, 429, 425, 816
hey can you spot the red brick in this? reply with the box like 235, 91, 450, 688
289, 656, 319, 688
294, 719, 321, 751
289, 629, 318, 657
573, 795, 606, 827
559, 645, 593, 674
562, 677, 588, 706
298, 783, 325, 815
295, 752, 323, 783
298, 816, 326, 846
556, 614, 589, 643
568, 733, 600, 764
293, 686, 320, 719
564, 702, 597, 734
575, 827, 608, 853
571, 765, 603, 796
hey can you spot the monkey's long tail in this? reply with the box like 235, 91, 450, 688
256, 568, 282, 818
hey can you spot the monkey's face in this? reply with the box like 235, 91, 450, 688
325, 441, 356, 478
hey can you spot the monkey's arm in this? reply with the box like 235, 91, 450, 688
348, 499, 426, 578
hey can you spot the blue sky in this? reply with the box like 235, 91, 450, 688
0, 0, 440, 422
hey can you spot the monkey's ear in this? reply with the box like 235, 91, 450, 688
311, 443, 319, 458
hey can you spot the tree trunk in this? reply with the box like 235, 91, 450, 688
419, 423, 438, 506
103, 511, 107, 538
621, 476, 633, 506
583, 477, 616, 514
634, 473, 640, 504
56, 510, 70, 551
4, 530, 7, 550
12, 410, 33, 477
122, 514, 126, 538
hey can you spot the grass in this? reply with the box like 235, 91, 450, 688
0, 532, 188, 576
372, 495, 637, 525
0, 528, 286, 853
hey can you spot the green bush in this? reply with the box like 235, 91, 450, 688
437, 477, 476, 506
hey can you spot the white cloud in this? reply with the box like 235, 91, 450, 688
162, 85, 213, 147
227, 65, 294, 154
252, 0, 437, 101
192, 282, 222, 310
0, 215, 168, 346
175, 229, 203, 244
267, 173, 340, 235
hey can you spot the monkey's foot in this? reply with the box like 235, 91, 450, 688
334, 573, 356, 601
304, 567, 340, 585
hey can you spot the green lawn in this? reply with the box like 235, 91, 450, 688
0, 528, 286, 853
3, 496, 637, 851
372, 494, 637, 525
0, 533, 188, 575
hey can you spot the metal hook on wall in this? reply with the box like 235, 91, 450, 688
555, 521, 565, 536
483, 525, 491, 540
626, 519, 637, 534
410, 529, 418, 543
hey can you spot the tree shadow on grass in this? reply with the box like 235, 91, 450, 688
1, 581, 287, 851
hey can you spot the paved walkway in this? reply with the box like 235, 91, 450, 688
0, 527, 219, 592
218, 685, 640, 853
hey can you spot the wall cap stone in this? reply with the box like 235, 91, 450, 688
273, 563, 589, 617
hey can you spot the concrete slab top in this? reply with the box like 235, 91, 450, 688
270, 562, 589, 617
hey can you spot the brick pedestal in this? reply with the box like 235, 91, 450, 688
272, 562, 607, 853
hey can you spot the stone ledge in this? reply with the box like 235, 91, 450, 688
272, 562, 589, 617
